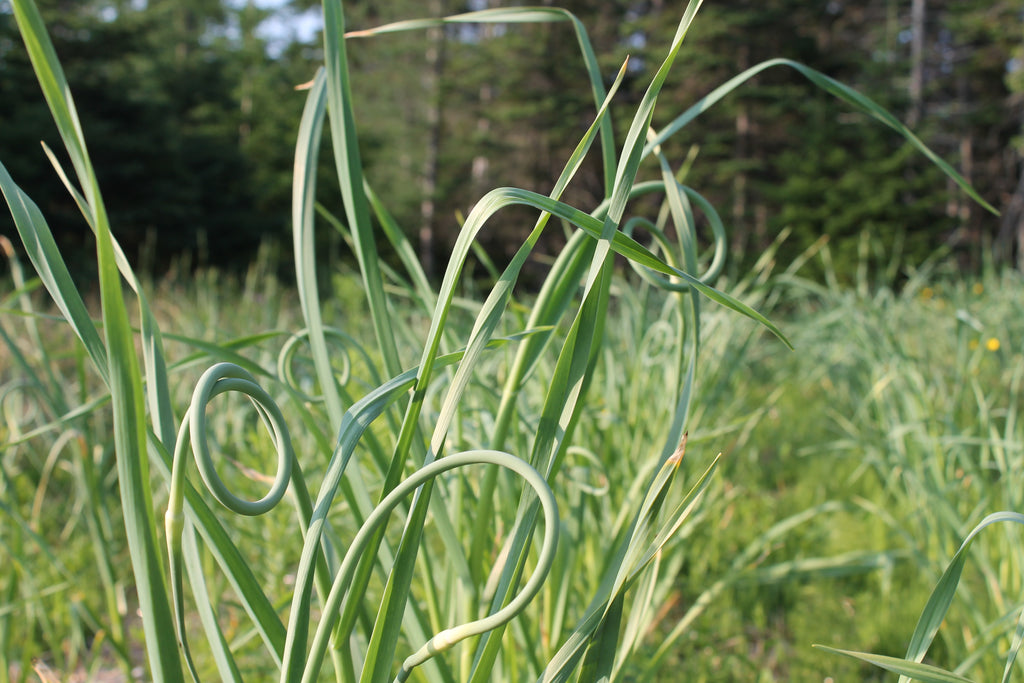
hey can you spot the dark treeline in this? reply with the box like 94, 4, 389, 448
2, 0, 1022, 282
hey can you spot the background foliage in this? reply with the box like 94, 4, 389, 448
2, 0, 1022, 280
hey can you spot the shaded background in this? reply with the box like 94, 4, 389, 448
2, 0, 1021, 283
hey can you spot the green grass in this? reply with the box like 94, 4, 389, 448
5, 247, 1024, 682
0, 0, 1011, 682
660, 254, 1024, 682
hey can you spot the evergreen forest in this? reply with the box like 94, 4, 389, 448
2, 0, 1022, 281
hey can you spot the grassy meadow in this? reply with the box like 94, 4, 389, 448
3, 245, 1023, 681
1, 0, 1020, 682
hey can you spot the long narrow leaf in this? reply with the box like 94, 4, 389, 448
815, 646, 975, 683
322, 0, 403, 380
899, 512, 1024, 682
645, 58, 997, 215
10, 1, 183, 679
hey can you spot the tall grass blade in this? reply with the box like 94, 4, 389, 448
0, 163, 107, 381
815, 646, 975, 683
364, 182, 436, 313
181, 525, 244, 683
823, 512, 1024, 682
1000, 607, 1024, 683
645, 58, 998, 215
322, 0, 402, 381
898, 512, 1024, 682
292, 67, 346, 425
9, 1, 182, 678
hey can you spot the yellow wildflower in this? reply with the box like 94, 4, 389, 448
920, 286, 934, 300
986, 337, 1000, 352
972, 282, 984, 295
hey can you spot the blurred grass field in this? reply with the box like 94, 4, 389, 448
3, 240, 1022, 681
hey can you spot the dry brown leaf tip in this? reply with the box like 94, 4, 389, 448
668, 432, 687, 466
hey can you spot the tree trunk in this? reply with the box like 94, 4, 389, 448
907, 0, 925, 127
732, 44, 750, 259
998, 160, 1024, 269
420, 0, 445, 280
